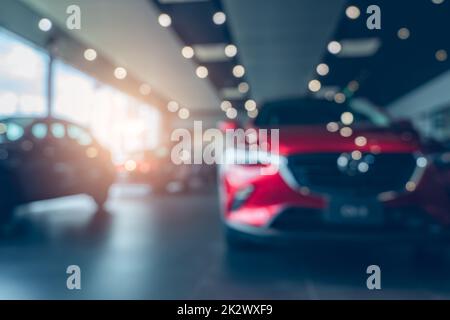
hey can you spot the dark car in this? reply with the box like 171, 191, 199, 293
218, 98, 450, 250
0, 117, 115, 223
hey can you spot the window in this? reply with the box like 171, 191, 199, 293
54, 61, 160, 160
31, 123, 48, 139
0, 29, 47, 117
6, 123, 24, 141
67, 125, 92, 146
51, 123, 65, 139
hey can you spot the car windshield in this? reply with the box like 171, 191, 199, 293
255, 99, 391, 128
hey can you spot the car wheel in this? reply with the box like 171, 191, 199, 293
92, 187, 110, 209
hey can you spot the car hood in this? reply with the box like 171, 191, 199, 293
260, 125, 421, 155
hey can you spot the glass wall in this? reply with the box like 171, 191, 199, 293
0, 28, 160, 161
0, 29, 47, 117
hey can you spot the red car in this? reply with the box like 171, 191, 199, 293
219, 98, 450, 249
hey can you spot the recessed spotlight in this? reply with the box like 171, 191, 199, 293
334, 92, 346, 104
238, 82, 249, 94
316, 63, 329, 76
348, 80, 360, 92
416, 157, 428, 168
340, 127, 353, 138
213, 12, 227, 25
167, 101, 179, 113
436, 49, 448, 62
178, 108, 190, 120
196, 66, 209, 78
432, 0, 445, 4
225, 44, 238, 58
352, 150, 362, 160
308, 79, 321, 92
326, 122, 339, 133
158, 13, 172, 27
345, 6, 361, 19
341, 112, 354, 125
233, 65, 245, 78
226, 108, 237, 119
328, 41, 342, 55
114, 67, 127, 80
245, 99, 257, 111
84, 49, 97, 61
139, 84, 152, 96
221, 101, 232, 111
182, 46, 195, 59
355, 136, 367, 147
248, 109, 259, 118
406, 181, 417, 192
38, 18, 52, 32
397, 27, 410, 40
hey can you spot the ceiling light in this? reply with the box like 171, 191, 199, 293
316, 63, 329, 76
213, 12, 226, 25
334, 93, 346, 104
226, 108, 237, 119
196, 66, 209, 78
340, 127, 353, 138
345, 6, 361, 19
308, 79, 321, 92
167, 101, 179, 112
352, 150, 362, 160
406, 181, 416, 192
158, 13, 172, 27
436, 49, 448, 62
233, 65, 245, 78
326, 122, 339, 133
328, 41, 342, 55
397, 27, 410, 40
225, 44, 238, 58
38, 18, 52, 32
238, 82, 249, 94
84, 49, 97, 61
221, 101, 232, 111
139, 84, 152, 96
248, 109, 258, 118
355, 136, 367, 147
348, 80, 360, 92
341, 112, 354, 125
178, 108, 190, 120
182, 46, 195, 59
432, 0, 445, 4
114, 67, 127, 80
245, 99, 257, 111
416, 157, 428, 168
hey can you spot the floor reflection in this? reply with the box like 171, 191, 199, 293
0, 184, 449, 299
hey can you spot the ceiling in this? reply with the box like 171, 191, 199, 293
222, 0, 346, 103
318, 0, 450, 107
17, 0, 450, 118
20, 0, 221, 111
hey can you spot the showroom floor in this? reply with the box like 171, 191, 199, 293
0, 184, 449, 299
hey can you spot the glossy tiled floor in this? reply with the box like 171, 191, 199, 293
0, 184, 449, 299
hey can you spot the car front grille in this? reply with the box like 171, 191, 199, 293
286, 153, 418, 196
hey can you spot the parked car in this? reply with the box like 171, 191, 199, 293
0, 117, 115, 223
218, 98, 450, 251
116, 147, 191, 193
